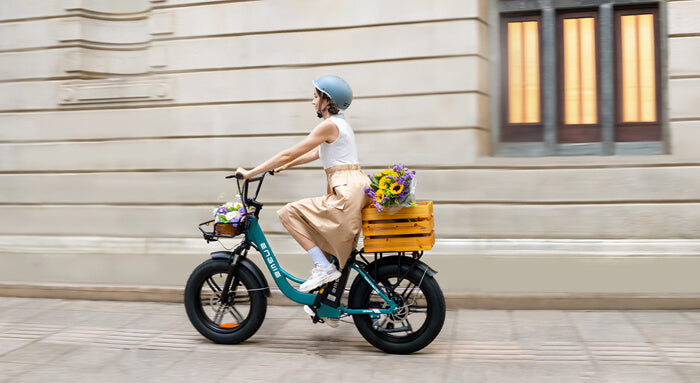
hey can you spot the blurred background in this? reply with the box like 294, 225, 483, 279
0, 0, 698, 308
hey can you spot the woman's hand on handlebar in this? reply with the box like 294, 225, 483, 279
235, 167, 252, 180
232, 168, 276, 180
273, 164, 288, 174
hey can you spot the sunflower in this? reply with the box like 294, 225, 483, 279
375, 190, 385, 203
389, 183, 404, 195
374, 170, 388, 178
375, 169, 399, 179
378, 176, 393, 190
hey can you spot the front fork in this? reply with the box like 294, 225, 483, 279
219, 243, 247, 305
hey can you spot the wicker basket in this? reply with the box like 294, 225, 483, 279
361, 201, 435, 253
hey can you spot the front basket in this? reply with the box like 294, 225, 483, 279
198, 217, 246, 241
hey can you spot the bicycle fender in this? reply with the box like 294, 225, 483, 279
209, 251, 271, 297
362, 255, 437, 277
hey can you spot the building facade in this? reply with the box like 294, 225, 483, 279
0, 0, 698, 307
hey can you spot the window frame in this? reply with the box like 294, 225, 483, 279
556, 10, 602, 144
614, 6, 662, 142
500, 13, 544, 142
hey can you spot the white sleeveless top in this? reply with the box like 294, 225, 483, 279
318, 114, 360, 169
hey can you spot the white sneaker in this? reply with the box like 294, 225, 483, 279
304, 305, 340, 328
299, 265, 341, 292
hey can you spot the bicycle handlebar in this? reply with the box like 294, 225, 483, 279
224, 170, 276, 218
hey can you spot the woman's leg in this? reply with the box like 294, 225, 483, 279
280, 218, 316, 251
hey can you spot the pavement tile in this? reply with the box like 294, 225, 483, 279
55, 300, 125, 312
0, 362, 35, 383
453, 310, 513, 341
75, 311, 144, 329
222, 352, 317, 382
682, 311, 700, 324
48, 346, 124, 369
633, 322, 700, 343
3, 299, 67, 311
0, 298, 698, 382
152, 350, 255, 382
675, 365, 700, 383
252, 317, 288, 337
568, 311, 647, 343
265, 305, 298, 319
9, 364, 90, 383
445, 361, 595, 383
511, 311, 580, 344
0, 308, 58, 324
511, 310, 572, 322
20, 309, 100, 327
515, 324, 580, 345
0, 340, 33, 357
0, 342, 78, 364
120, 313, 193, 332
596, 364, 687, 383
97, 349, 189, 381
626, 311, 694, 324
0, 299, 34, 310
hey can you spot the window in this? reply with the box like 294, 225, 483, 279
496, 1, 663, 155
615, 8, 661, 142
558, 12, 600, 143
501, 15, 542, 142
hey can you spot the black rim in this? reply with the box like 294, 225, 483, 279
195, 271, 253, 333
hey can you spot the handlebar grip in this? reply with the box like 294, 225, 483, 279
225, 173, 244, 179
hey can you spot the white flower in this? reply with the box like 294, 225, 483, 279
225, 211, 241, 222
224, 202, 234, 210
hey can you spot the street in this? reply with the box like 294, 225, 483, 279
0, 297, 698, 382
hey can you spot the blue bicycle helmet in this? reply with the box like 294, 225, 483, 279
312, 75, 353, 110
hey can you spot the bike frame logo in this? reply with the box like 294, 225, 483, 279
259, 242, 281, 279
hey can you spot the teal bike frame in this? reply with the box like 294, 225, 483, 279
244, 216, 397, 319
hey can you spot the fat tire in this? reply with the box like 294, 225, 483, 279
184, 259, 267, 344
349, 263, 446, 354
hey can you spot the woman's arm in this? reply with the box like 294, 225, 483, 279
275, 147, 319, 172
236, 119, 337, 179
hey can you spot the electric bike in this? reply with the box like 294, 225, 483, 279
184, 172, 445, 354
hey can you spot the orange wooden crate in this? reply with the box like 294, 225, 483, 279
361, 201, 435, 253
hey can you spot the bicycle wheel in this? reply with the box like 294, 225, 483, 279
349, 262, 446, 354
184, 259, 267, 344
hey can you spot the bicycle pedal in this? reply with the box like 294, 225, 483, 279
303, 305, 322, 324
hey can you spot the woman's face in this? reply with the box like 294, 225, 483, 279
312, 89, 328, 118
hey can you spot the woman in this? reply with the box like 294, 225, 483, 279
235, 75, 370, 295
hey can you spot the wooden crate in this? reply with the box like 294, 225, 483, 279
361, 201, 435, 253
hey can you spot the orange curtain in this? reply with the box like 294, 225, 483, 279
563, 17, 597, 125
621, 14, 656, 122
508, 21, 540, 124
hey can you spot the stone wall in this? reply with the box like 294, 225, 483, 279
0, 0, 698, 306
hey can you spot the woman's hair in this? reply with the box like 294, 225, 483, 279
318, 90, 340, 115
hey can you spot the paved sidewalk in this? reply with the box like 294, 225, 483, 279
0, 297, 699, 382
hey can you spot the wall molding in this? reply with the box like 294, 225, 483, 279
59, 77, 174, 104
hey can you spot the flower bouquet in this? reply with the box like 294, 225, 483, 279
212, 195, 246, 235
361, 164, 434, 252
365, 164, 417, 213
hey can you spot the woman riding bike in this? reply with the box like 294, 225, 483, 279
234, 75, 370, 319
